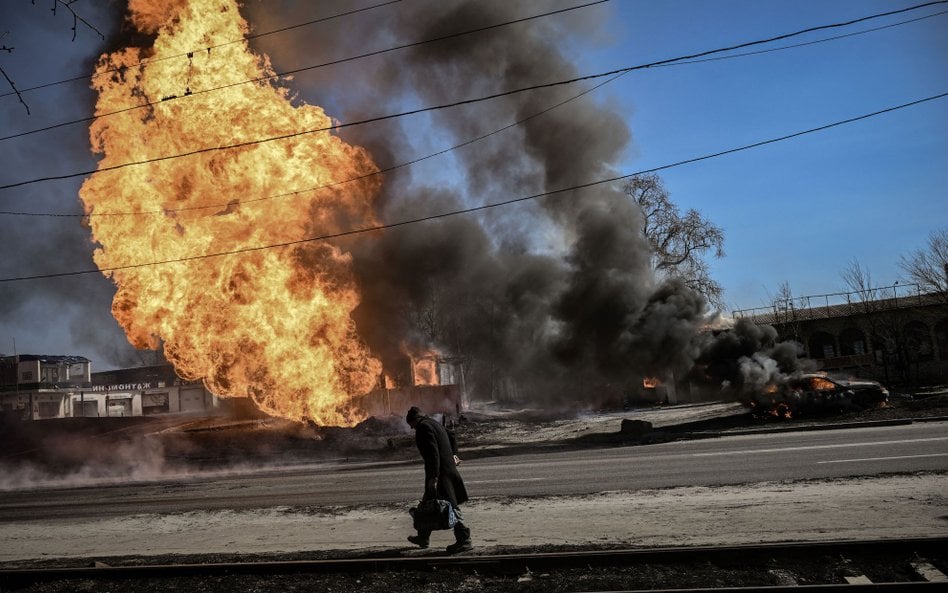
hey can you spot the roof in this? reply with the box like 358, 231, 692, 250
0, 354, 91, 364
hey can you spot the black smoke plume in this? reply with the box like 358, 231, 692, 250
245, 0, 805, 404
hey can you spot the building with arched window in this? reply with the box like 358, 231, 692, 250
733, 287, 948, 386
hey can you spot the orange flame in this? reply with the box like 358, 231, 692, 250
79, 0, 382, 426
643, 376, 661, 389
412, 355, 440, 386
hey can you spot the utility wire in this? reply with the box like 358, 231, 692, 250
0, 73, 627, 219
4, 0, 944, 146
0, 0, 404, 99
661, 9, 948, 67
1, 91, 944, 284
5, 0, 944, 103
3, 7, 944, 219
2, 0, 944, 193
0, 0, 610, 143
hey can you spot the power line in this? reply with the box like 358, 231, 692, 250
3, 7, 944, 219
0, 0, 405, 99
0, 73, 626, 219
3, 0, 944, 193
2, 91, 944, 284
5, 0, 944, 147
662, 9, 948, 68
0, 0, 610, 143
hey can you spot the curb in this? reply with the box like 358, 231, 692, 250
679, 415, 948, 440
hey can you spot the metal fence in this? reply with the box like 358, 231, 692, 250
731, 283, 942, 325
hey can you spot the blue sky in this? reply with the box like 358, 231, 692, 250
589, 0, 947, 311
0, 0, 946, 365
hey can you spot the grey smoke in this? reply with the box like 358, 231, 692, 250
688, 319, 812, 395
246, 0, 779, 402
0, 2, 140, 368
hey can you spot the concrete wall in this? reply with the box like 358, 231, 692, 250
353, 385, 462, 422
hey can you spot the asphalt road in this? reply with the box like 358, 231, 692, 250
0, 421, 945, 522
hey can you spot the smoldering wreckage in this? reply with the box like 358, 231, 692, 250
2, 1, 897, 452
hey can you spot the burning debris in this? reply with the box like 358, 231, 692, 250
748, 372, 890, 420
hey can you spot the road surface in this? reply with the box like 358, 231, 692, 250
1, 420, 945, 519
0, 421, 945, 562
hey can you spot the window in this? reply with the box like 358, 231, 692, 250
904, 321, 933, 362
935, 320, 948, 361
808, 331, 836, 359
839, 327, 867, 356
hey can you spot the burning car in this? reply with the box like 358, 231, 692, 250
750, 373, 889, 419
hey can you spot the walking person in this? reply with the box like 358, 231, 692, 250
406, 406, 473, 553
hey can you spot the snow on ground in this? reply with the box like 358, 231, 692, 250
459, 401, 747, 446
1, 473, 945, 562
2, 401, 945, 564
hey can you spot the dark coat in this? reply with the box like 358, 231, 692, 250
414, 416, 468, 507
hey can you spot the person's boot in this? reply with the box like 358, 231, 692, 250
407, 534, 429, 548
446, 525, 472, 554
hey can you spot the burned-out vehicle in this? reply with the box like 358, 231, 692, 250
750, 373, 889, 419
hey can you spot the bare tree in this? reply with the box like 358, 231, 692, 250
769, 280, 800, 324
840, 258, 912, 385
0, 1, 105, 114
899, 228, 948, 299
841, 258, 882, 303
625, 173, 725, 309
0, 31, 30, 114
758, 280, 806, 344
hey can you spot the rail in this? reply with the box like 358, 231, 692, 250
1, 537, 945, 590
731, 284, 948, 325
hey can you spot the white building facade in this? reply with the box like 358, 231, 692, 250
0, 356, 221, 420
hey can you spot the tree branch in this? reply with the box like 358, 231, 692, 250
0, 63, 30, 114
625, 173, 726, 308
47, 0, 106, 41
899, 228, 948, 299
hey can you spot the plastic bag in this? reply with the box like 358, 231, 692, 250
409, 499, 457, 531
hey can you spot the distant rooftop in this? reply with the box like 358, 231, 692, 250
732, 283, 946, 325
0, 354, 91, 364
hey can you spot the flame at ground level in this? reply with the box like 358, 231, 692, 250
410, 347, 441, 387
643, 376, 662, 389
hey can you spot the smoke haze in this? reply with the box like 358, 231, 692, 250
0, 3, 142, 368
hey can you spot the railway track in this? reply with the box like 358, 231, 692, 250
1, 537, 945, 591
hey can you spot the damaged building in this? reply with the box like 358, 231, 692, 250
0, 352, 465, 424
0, 356, 221, 420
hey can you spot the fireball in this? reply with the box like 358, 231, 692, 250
79, 0, 382, 425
